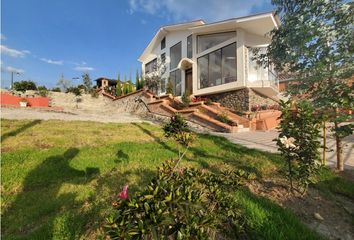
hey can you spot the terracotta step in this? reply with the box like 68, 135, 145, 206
191, 112, 237, 133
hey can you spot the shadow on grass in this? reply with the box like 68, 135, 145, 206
131, 122, 178, 155
1, 148, 100, 239
1, 119, 42, 142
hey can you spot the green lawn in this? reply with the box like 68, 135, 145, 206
0, 119, 339, 239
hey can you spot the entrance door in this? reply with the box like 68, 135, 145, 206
185, 68, 193, 94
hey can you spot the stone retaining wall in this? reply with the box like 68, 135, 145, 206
205, 87, 277, 112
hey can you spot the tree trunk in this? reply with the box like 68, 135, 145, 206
334, 121, 344, 171
322, 122, 326, 165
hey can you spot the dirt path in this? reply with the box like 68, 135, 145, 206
1, 107, 152, 124
247, 179, 354, 240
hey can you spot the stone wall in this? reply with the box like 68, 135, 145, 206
248, 89, 278, 108
205, 87, 278, 112
207, 88, 249, 112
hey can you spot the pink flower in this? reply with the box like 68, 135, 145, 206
118, 185, 129, 200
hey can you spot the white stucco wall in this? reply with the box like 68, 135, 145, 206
141, 26, 273, 97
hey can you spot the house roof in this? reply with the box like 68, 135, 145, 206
138, 20, 205, 62
95, 77, 136, 86
138, 11, 279, 62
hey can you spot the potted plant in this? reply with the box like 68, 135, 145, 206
19, 98, 28, 107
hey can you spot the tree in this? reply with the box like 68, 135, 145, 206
116, 81, 122, 97
82, 73, 92, 93
57, 74, 72, 92
128, 80, 133, 93
13, 80, 37, 92
144, 58, 166, 94
261, 0, 354, 171
135, 69, 140, 90
140, 71, 145, 89
166, 78, 173, 95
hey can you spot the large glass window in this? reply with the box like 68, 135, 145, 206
170, 42, 181, 70
197, 32, 235, 53
187, 35, 192, 58
170, 69, 181, 96
248, 47, 268, 82
222, 43, 237, 83
145, 58, 157, 74
198, 43, 237, 89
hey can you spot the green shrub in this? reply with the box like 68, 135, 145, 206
51, 87, 61, 92
276, 100, 321, 193
217, 112, 237, 126
181, 91, 191, 107
166, 79, 174, 95
66, 87, 81, 96
105, 160, 248, 239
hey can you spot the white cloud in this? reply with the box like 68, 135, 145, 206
74, 66, 95, 71
0, 45, 30, 58
40, 58, 63, 65
3, 66, 25, 73
1, 34, 6, 40
128, 0, 271, 21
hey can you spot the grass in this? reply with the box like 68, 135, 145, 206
1, 119, 350, 239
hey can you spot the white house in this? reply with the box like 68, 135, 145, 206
139, 12, 280, 112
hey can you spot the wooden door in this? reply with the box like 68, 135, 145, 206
185, 68, 193, 94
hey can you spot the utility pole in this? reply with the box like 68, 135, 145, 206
10, 71, 20, 90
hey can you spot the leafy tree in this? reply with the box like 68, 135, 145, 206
135, 69, 140, 90
140, 71, 145, 89
51, 87, 61, 92
123, 81, 128, 95
82, 73, 92, 93
13, 80, 37, 92
166, 78, 173, 95
261, 0, 354, 171
276, 100, 321, 193
128, 80, 133, 93
116, 81, 122, 97
37, 85, 47, 91
144, 58, 166, 94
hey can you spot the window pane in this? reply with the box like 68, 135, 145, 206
209, 49, 222, 87
160, 78, 166, 93
161, 37, 166, 50
197, 32, 235, 53
170, 42, 181, 69
161, 53, 166, 64
248, 47, 268, 82
187, 35, 192, 58
170, 70, 181, 96
198, 55, 209, 89
145, 58, 157, 74
222, 43, 237, 83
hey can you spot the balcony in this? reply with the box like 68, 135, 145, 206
247, 66, 279, 97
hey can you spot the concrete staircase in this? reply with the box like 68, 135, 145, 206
143, 91, 249, 133
97, 89, 281, 133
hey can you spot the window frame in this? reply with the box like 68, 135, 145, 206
145, 58, 157, 75
169, 41, 182, 70
187, 34, 193, 59
197, 42, 237, 90
197, 31, 236, 54
161, 37, 166, 50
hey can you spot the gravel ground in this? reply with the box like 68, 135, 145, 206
1, 107, 152, 123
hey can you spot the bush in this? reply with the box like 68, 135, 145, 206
166, 79, 174, 95
13, 80, 37, 92
66, 87, 81, 96
105, 160, 248, 239
217, 112, 237, 126
38, 89, 48, 97
51, 87, 61, 92
181, 91, 191, 107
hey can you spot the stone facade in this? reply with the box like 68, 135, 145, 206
205, 87, 277, 112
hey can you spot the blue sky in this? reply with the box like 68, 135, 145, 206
1, 0, 273, 88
